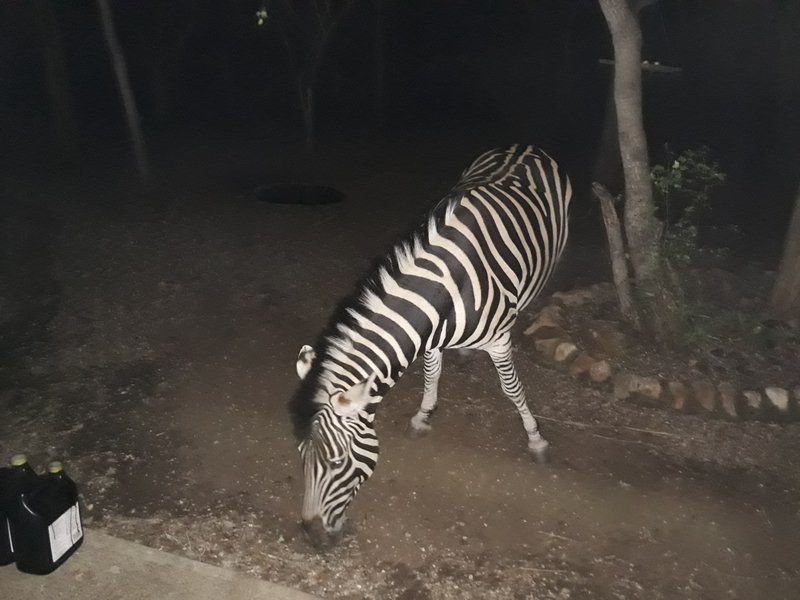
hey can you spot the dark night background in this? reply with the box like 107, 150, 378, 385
3, 3, 800, 597
1, 0, 799, 257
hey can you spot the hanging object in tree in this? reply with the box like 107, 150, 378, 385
256, 4, 269, 27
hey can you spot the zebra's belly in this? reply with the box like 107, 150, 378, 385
438, 287, 521, 351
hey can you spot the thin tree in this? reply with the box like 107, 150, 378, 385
597, 0, 684, 344
373, 0, 389, 128
146, 0, 199, 126
32, 0, 79, 162
769, 182, 800, 319
97, 0, 150, 181
270, 0, 356, 151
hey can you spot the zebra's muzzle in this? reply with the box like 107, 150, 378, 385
301, 516, 342, 550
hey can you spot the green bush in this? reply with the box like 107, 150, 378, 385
651, 146, 728, 265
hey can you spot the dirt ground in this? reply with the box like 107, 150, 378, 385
2, 138, 799, 599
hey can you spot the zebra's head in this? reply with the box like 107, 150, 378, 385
294, 345, 382, 549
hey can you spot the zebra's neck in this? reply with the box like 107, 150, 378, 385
313, 241, 441, 402
311, 144, 571, 404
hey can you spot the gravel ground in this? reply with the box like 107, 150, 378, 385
2, 139, 799, 599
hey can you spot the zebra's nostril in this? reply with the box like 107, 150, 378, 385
301, 516, 332, 549
301, 517, 319, 533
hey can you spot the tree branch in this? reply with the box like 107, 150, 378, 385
593, 182, 641, 328
769, 181, 800, 319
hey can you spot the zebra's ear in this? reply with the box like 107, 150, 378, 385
296, 345, 316, 380
332, 372, 380, 417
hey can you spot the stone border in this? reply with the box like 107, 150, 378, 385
525, 284, 800, 422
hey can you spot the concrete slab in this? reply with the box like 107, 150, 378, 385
0, 529, 320, 600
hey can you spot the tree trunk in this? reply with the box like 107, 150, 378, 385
769, 181, 800, 319
299, 82, 315, 152
97, 0, 151, 181
373, 0, 386, 127
32, 0, 79, 163
593, 182, 640, 327
148, 5, 195, 126
598, 0, 684, 345
276, 0, 358, 153
592, 82, 623, 193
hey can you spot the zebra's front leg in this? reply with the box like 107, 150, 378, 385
406, 349, 443, 439
485, 334, 550, 463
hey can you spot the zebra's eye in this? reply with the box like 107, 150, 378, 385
329, 458, 345, 468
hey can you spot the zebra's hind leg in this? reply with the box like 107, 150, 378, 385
406, 349, 443, 439
485, 334, 550, 463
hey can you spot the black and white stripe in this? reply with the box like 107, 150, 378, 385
290, 144, 572, 542
300, 404, 378, 529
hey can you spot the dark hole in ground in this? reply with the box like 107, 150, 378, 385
254, 183, 345, 205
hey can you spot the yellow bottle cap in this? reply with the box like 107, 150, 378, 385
10, 454, 28, 467
47, 461, 64, 474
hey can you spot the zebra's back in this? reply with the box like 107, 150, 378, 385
303, 145, 572, 397
425, 145, 572, 350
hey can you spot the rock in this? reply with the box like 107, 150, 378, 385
523, 317, 569, 340
526, 312, 559, 329
615, 372, 661, 403
554, 342, 579, 363
569, 353, 596, 378
534, 338, 562, 360
742, 390, 762, 411
765, 387, 790, 412
524, 322, 569, 340
668, 381, 689, 411
717, 381, 738, 419
535, 304, 564, 323
691, 379, 717, 412
613, 371, 634, 400
587, 282, 617, 304
552, 288, 595, 308
630, 375, 662, 402
578, 320, 628, 359
589, 360, 612, 383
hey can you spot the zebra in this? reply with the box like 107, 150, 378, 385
289, 144, 572, 548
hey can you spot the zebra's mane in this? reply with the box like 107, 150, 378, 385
287, 192, 459, 440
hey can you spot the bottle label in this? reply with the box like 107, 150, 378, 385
48, 503, 82, 563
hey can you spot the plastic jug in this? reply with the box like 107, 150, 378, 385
0, 454, 38, 566
10, 460, 83, 575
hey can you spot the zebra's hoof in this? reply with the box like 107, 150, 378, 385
528, 441, 550, 464
405, 421, 432, 440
